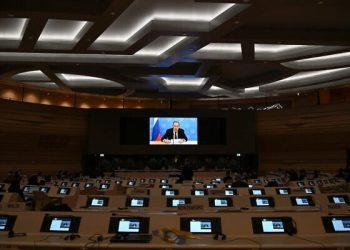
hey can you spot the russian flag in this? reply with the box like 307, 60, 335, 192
151, 118, 162, 141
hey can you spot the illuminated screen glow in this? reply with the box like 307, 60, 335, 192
149, 117, 198, 145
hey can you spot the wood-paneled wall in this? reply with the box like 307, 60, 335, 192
256, 103, 350, 173
0, 100, 88, 178
1, 98, 350, 178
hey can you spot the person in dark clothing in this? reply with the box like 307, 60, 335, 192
223, 170, 233, 183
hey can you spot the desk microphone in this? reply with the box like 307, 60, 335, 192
8, 230, 27, 238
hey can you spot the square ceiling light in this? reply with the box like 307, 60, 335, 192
0, 18, 28, 48
36, 19, 92, 50
90, 0, 240, 51
56, 73, 124, 88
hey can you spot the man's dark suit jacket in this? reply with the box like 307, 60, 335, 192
161, 128, 188, 141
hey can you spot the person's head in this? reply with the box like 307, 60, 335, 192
172, 121, 180, 132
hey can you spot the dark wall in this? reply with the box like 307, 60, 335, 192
88, 109, 256, 155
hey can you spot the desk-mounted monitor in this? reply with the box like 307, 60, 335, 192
322, 216, 350, 233
40, 215, 80, 233
290, 196, 315, 206
108, 217, 149, 234
167, 198, 191, 207
209, 197, 233, 207
87, 197, 109, 207
250, 197, 275, 207
252, 217, 295, 234
125, 197, 149, 207
180, 217, 221, 234
0, 215, 17, 231
57, 187, 71, 195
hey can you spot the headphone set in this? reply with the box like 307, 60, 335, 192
64, 234, 81, 240
213, 233, 226, 240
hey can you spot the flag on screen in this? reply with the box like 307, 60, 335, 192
152, 118, 161, 141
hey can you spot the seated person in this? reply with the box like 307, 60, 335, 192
223, 170, 233, 183
161, 121, 188, 144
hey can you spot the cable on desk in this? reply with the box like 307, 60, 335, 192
222, 237, 261, 248
290, 235, 325, 249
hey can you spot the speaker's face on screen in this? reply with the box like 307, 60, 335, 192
172, 122, 180, 132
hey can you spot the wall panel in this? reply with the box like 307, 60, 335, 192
0, 100, 88, 178
256, 103, 350, 172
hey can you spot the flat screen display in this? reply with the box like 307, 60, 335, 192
88, 197, 109, 207
252, 217, 294, 234
250, 197, 275, 207
108, 217, 150, 234
57, 187, 70, 195
328, 195, 349, 204
126, 197, 149, 207
149, 117, 198, 145
322, 216, 350, 233
167, 198, 191, 207
40, 216, 80, 233
225, 189, 237, 196
39, 187, 50, 193
99, 183, 110, 190
209, 198, 233, 207
0, 215, 16, 231
192, 189, 208, 196
290, 196, 314, 206
276, 188, 290, 195
180, 217, 221, 234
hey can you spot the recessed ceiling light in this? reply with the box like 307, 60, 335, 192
36, 19, 92, 50
57, 73, 124, 88
260, 67, 350, 91
255, 44, 347, 61
282, 51, 350, 70
191, 43, 242, 60
93, 1, 237, 47
161, 77, 207, 86
135, 36, 188, 56
0, 18, 29, 46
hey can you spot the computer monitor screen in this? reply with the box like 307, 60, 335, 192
126, 197, 149, 207
252, 217, 294, 234
99, 183, 110, 190
180, 217, 221, 234
250, 189, 264, 196
39, 187, 50, 193
290, 196, 314, 206
108, 217, 150, 234
192, 189, 207, 196
276, 188, 290, 195
0, 215, 16, 231
224, 189, 237, 196
149, 117, 198, 145
40, 216, 80, 233
57, 187, 70, 195
304, 187, 314, 194
322, 216, 350, 233
250, 197, 274, 207
88, 197, 109, 207
328, 195, 349, 204
209, 198, 232, 207
84, 183, 93, 188
167, 198, 191, 207
162, 189, 179, 196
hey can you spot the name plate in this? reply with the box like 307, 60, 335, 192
0, 202, 26, 211
178, 204, 204, 211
